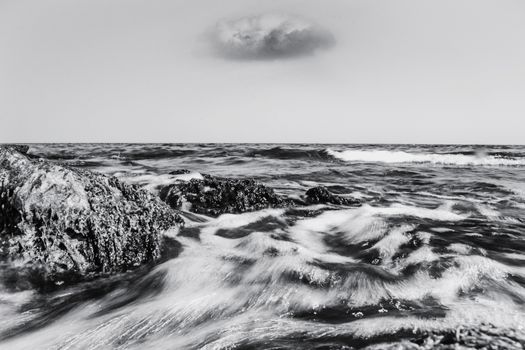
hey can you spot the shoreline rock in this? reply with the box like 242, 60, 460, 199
159, 174, 294, 217
0, 146, 183, 284
159, 173, 360, 217
2, 144, 30, 155
305, 186, 360, 206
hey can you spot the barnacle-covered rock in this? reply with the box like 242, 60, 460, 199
0, 146, 183, 282
159, 174, 293, 217
304, 186, 360, 206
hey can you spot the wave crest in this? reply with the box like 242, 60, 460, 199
326, 149, 525, 166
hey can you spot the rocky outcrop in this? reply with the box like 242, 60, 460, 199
365, 325, 525, 350
304, 186, 360, 206
0, 146, 183, 281
158, 172, 362, 216
159, 174, 293, 216
2, 144, 29, 155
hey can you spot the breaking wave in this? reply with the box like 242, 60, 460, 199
3, 143, 525, 349
326, 149, 525, 166
2, 203, 524, 349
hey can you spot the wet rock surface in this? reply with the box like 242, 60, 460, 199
365, 325, 525, 349
2, 144, 30, 155
158, 171, 363, 217
159, 173, 294, 216
0, 146, 183, 283
305, 186, 360, 206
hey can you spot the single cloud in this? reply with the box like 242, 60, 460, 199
210, 13, 335, 60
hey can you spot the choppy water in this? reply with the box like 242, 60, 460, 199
1, 144, 525, 349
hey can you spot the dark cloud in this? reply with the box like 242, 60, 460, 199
210, 13, 335, 60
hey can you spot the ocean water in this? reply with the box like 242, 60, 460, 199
1, 144, 525, 349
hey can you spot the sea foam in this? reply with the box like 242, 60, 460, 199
326, 149, 525, 166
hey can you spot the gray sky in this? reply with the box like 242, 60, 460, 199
1, 0, 524, 143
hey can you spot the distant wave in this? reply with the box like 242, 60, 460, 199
248, 146, 332, 161
326, 149, 525, 166
27, 145, 196, 161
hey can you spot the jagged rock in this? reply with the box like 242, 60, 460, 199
0, 146, 183, 282
304, 186, 360, 206
159, 174, 292, 216
2, 144, 29, 155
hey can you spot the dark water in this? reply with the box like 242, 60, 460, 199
1, 144, 525, 349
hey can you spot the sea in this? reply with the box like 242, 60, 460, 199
1, 143, 525, 349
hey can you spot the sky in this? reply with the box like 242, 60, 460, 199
1, 0, 524, 144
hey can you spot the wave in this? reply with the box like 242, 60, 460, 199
118, 171, 204, 192
26, 144, 198, 161
2, 204, 525, 349
3, 144, 525, 349
326, 149, 525, 166
4, 205, 524, 349
248, 146, 332, 161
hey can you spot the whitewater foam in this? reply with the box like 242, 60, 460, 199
2, 207, 524, 349
3, 143, 525, 349
327, 149, 525, 166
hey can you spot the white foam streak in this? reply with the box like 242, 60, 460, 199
370, 225, 413, 262
369, 203, 466, 221
114, 171, 204, 192
327, 149, 525, 166
198, 208, 286, 236
1, 204, 523, 349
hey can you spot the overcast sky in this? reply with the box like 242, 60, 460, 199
1, 0, 524, 143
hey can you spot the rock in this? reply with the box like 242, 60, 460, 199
169, 169, 192, 175
0, 146, 183, 283
159, 175, 361, 217
159, 174, 292, 216
377, 325, 525, 350
304, 186, 360, 206
2, 144, 29, 155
